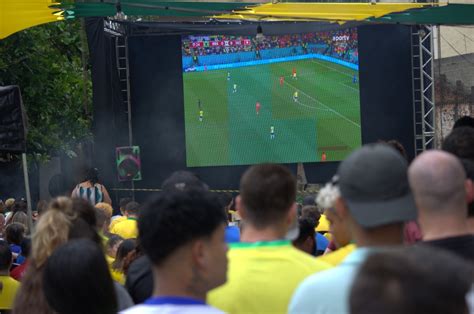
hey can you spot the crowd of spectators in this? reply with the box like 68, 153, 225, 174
182, 28, 358, 64
0, 115, 473, 313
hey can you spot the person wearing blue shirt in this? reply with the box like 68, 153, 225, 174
122, 189, 228, 314
289, 144, 417, 314
315, 232, 329, 255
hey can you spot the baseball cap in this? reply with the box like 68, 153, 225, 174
337, 143, 417, 228
161, 171, 209, 192
302, 195, 316, 206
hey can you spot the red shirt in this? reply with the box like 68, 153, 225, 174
11, 260, 28, 281
292, 68, 296, 74
256, 102, 261, 109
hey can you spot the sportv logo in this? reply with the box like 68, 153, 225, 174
332, 35, 350, 42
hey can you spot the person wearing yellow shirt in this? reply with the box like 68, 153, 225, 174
110, 202, 140, 239
317, 205, 356, 266
105, 235, 124, 281
208, 164, 330, 314
0, 241, 20, 310
110, 239, 136, 285
110, 198, 132, 231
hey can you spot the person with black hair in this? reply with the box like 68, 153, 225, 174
122, 190, 228, 314
111, 239, 136, 285
110, 202, 140, 239
442, 126, 474, 161
301, 205, 328, 255
5, 223, 25, 266
72, 167, 112, 205
11, 238, 31, 281
125, 171, 211, 305
453, 115, 474, 129
110, 198, 133, 230
0, 240, 19, 310
43, 239, 118, 314
161, 170, 209, 192
106, 235, 124, 265
442, 126, 474, 235
292, 218, 316, 255
350, 246, 474, 314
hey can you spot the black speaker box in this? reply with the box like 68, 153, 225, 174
0, 86, 27, 153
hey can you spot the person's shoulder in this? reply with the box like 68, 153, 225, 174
120, 304, 224, 314
317, 244, 357, 267
1, 275, 20, 288
296, 248, 365, 293
286, 246, 331, 271
114, 219, 130, 228
120, 304, 154, 314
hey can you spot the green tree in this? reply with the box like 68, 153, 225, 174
0, 20, 92, 161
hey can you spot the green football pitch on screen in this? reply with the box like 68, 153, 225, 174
183, 58, 362, 167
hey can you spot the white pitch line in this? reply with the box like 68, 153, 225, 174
339, 82, 359, 93
294, 99, 332, 111
311, 59, 354, 79
284, 80, 361, 128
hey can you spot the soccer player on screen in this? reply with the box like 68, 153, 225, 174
292, 67, 297, 80
256, 102, 261, 115
199, 110, 203, 122
227, 72, 231, 81
353, 73, 358, 83
270, 125, 275, 140
233, 84, 237, 93
293, 91, 298, 102
279, 76, 284, 86
321, 151, 327, 161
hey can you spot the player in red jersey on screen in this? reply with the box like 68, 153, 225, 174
292, 68, 297, 80
279, 76, 284, 86
256, 102, 261, 115
321, 151, 327, 161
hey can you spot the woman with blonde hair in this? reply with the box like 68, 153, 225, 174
12, 197, 132, 313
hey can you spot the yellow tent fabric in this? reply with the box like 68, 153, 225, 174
0, 0, 63, 39
216, 2, 435, 22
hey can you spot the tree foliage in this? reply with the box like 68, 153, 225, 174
0, 20, 92, 161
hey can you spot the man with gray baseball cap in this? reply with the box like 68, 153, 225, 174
289, 143, 417, 314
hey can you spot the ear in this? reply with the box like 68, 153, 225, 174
286, 202, 297, 224
190, 240, 206, 270
334, 197, 349, 219
465, 179, 474, 204
235, 195, 247, 220
305, 234, 315, 247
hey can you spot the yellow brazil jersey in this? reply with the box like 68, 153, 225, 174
0, 276, 20, 310
317, 243, 357, 267
111, 268, 125, 285
109, 216, 127, 231
105, 255, 115, 267
316, 214, 330, 233
208, 240, 330, 314
106, 255, 125, 285
110, 218, 138, 239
